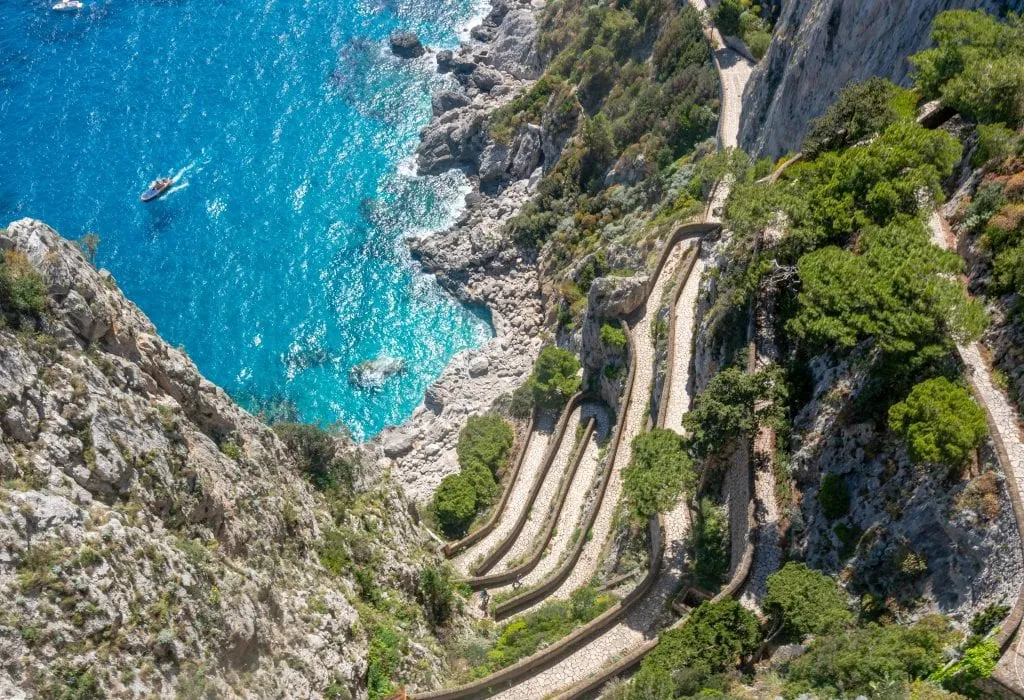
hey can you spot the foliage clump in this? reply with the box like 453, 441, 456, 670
683, 366, 786, 459
0, 250, 46, 318
888, 377, 987, 468
692, 497, 729, 590
803, 77, 917, 156
764, 562, 852, 641
531, 346, 582, 409
622, 428, 695, 518
630, 600, 761, 698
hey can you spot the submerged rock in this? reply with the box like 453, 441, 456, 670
389, 31, 425, 59
349, 355, 407, 389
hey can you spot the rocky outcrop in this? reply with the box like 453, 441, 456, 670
739, 0, 1017, 159
0, 219, 452, 697
389, 31, 426, 59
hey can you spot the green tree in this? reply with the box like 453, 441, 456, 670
692, 497, 729, 589
764, 562, 853, 641
683, 366, 785, 458
532, 346, 582, 409
787, 218, 986, 358
418, 565, 458, 628
888, 377, 987, 468
633, 600, 761, 697
456, 414, 515, 476
819, 473, 850, 521
783, 616, 956, 698
433, 473, 478, 537
911, 10, 1024, 126
623, 428, 695, 518
803, 77, 917, 156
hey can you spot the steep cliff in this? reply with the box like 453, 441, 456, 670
738, 0, 1016, 159
0, 220, 455, 698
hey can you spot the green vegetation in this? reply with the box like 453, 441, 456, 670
456, 414, 515, 476
469, 587, 615, 678
630, 600, 761, 698
683, 366, 785, 459
0, 250, 46, 318
782, 616, 956, 698
818, 473, 850, 521
531, 345, 582, 409
803, 77, 917, 156
764, 562, 853, 641
714, 0, 773, 59
788, 218, 985, 360
692, 497, 729, 589
417, 565, 458, 629
433, 413, 516, 537
434, 469, 485, 537
911, 10, 1024, 127
600, 322, 628, 353
275, 423, 356, 495
622, 428, 694, 519
888, 377, 987, 468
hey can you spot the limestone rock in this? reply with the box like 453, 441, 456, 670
588, 274, 649, 319
389, 31, 425, 59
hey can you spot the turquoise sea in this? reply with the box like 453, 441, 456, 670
0, 0, 492, 439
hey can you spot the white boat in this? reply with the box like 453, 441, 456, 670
52, 1, 84, 11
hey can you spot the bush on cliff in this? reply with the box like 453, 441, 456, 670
274, 423, 355, 493
888, 377, 987, 469
532, 346, 582, 409
692, 496, 729, 590
623, 428, 694, 518
911, 10, 1024, 127
433, 473, 478, 537
631, 599, 761, 698
764, 562, 853, 641
0, 250, 46, 317
683, 366, 786, 459
456, 414, 515, 477
803, 77, 917, 156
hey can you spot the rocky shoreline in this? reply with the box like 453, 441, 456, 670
374, 0, 552, 501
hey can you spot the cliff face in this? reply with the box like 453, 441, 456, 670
0, 219, 448, 698
738, 0, 1016, 159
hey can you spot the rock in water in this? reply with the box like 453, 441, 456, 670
349, 355, 407, 389
389, 31, 425, 59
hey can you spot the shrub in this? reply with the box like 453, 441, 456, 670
433, 473, 478, 537
0, 250, 46, 316
462, 462, 500, 506
783, 616, 955, 698
623, 428, 695, 519
692, 497, 729, 589
931, 638, 1000, 696
456, 414, 514, 476
684, 366, 786, 458
532, 346, 582, 409
803, 77, 916, 156
510, 380, 535, 419
888, 377, 987, 468
764, 562, 852, 640
274, 423, 355, 492
633, 600, 761, 697
418, 565, 457, 628
911, 10, 1024, 127
600, 322, 628, 353
819, 473, 850, 521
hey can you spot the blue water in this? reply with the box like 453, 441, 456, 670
1, 0, 492, 439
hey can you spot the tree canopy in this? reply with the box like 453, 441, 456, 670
632, 600, 761, 698
683, 366, 785, 458
622, 428, 695, 519
911, 10, 1024, 127
764, 562, 853, 641
888, 377, 988, 468
456, 414, 515, 476
433, 473, 478, 536
787, 218, 986, 359
803, 77, 917, 156
532, 346, 582, 409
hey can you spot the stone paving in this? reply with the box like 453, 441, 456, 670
929, 212, 1024, 693
490, 242, 696, 698
493, 405, 584, 572
662, 247, 704, 432
453, 412, 555, 573
488, 407, 609, 598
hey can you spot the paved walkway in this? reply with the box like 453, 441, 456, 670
490, 241, 694, 697
929, 212, 1024, 691
453, 413, 555, 573
489, 406, 610, 598
662, 250, 705, 432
